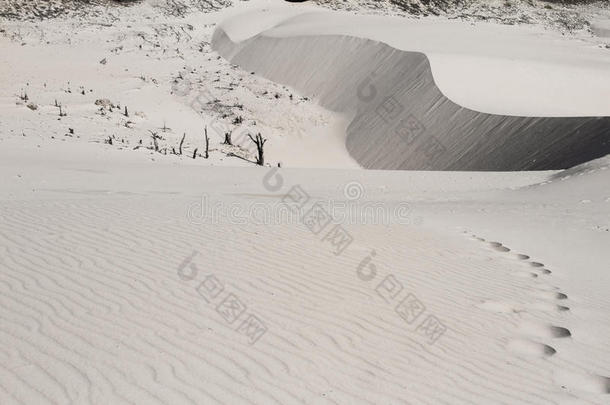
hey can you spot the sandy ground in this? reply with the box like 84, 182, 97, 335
1, 0, 610, 404
0, 1, 356, 169
2, 136, 610, 404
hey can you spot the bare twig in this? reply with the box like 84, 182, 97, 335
179, 132, 185, 155
222, 131, 232, 146
226, 152, 256, 164
248, 133, 267, 166
149, 130, 161, 152
204, 126, 209, 159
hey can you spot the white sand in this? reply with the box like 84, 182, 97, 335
213, 8, 610, 171
2, 135, 610, 404
1, 0, 609, 404
220, 4, 610, 117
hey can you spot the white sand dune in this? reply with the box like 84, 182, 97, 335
218, 6, 610, 117
1, 1, 610, 404
212, 7, 610, 171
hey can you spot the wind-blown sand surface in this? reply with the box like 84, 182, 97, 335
1, 0, 610, 404
2, 136, 610, 404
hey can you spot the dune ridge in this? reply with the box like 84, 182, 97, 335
212, 26, 610, 171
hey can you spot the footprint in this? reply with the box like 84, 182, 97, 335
533, 291, 568, 300
491, 244, 511, 253
534, 284, 560, 292
477, 300, 524, 314
518, 320, 571, 338
507, 338, 556, 358
538, 268, 552, 275
531, 302, 570, 312
513, 271, 539, 279
515, 254, 530, 260
529, 262, 545, 268
554, 370, 610, 394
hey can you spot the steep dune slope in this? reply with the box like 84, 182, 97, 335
212, 9, 610, 171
